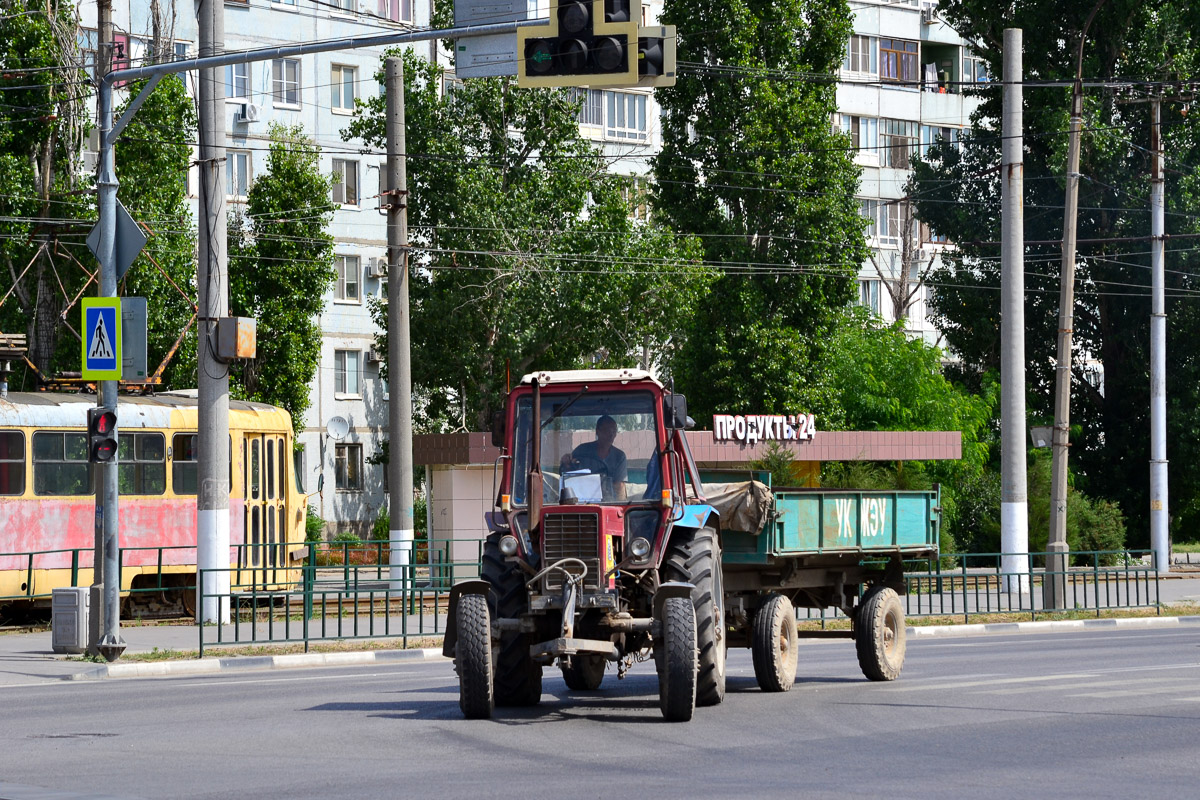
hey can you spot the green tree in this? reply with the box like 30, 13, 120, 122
114, 75, 199, 389
228, 123, 336, 433
346, 50, 713, 430
910, 0, 1200, 547
653, 0, 868, 421
0, 0, 91, 382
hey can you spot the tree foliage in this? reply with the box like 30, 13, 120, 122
653, 0, 868, 421
910, 0, 1200, 546
228, 123, 336, 433
346, 50, 712, 430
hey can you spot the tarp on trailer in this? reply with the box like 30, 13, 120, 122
703, 480, 773, 535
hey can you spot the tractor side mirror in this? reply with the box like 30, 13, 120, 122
664, 394, 688, 430
490, 409, 506, 448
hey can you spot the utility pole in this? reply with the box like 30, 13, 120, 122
1149, 94, 1169, 574
1000, 28, 1029, 594
196, 0, 231, 623
385, 57, 415, 589
92, 0, 124, 661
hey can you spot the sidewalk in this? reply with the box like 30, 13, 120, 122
1, 572, 1198, 687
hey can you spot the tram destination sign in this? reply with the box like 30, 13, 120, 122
713, 413, 817, 445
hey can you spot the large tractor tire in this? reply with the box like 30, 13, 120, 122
662, 526, 726, 706
751, 593, 798, 692
481, 533, 542, 706
455, 593, 494, 719
855, 586, 907, 681
561, 655, 606, 691
656, 596, 697, 722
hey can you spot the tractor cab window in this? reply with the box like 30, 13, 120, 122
512, 390, 659, 506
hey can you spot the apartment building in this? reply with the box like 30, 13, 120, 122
838, 0, 985, 346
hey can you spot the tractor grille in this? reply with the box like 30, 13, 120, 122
541, 512, 602, 591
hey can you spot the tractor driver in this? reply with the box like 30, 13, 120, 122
561, 414, 627, 500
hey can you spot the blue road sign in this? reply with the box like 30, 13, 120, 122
82, 298, 122, 380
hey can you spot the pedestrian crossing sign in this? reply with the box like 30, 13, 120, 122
82, 298, 122, 380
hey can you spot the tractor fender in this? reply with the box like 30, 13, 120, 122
670, 504, 718, 535
441, 579, 491, 658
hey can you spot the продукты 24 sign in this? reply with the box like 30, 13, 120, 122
712, 413, 817, 444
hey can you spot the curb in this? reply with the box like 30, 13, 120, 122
69, 646, 447, 681
906, 614, 1200, 639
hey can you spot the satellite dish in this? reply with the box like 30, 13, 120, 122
326, 416, 349, 441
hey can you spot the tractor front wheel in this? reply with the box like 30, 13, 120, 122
656, 596, 698, 722
455, 593, 494, 719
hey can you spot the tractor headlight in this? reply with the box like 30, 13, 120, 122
628, 537, 651, 560
499, 535, 519, 557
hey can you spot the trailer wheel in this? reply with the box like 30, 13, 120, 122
455, 593, 494, 719
656, 596, 697, 722
662, 526, 726, 706
561, 655, 606, 691
481, 534, 542, 706
751, 593, 797, 692
855, 586, 906, 681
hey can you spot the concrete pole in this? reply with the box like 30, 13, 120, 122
1046, 78, 1083, 609
1149, 95, 1169, 574
197, 0, 231, 623
386, 57, 415, 589
1000, 28, 1029, 594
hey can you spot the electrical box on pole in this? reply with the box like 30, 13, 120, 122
516, 0, 675, 88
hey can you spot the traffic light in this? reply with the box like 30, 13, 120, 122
636, 25, 676, 87
517, 0, 640, 87
87, 407, 118, 464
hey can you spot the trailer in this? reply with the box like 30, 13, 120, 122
709, 478, 940, 690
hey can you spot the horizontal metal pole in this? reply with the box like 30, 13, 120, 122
102, 20, 545, 88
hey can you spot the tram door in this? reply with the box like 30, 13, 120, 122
240, 432, 287, 589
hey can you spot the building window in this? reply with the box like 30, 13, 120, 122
78, 30, 98, 81
273, 0, 298, 7
921, 221, 949, 245
335, 256, 361, 302
880, 118, 918, 168
0, 431, 25, 496
335, 349, 361, 396
378, 0, 412, 23
840, 115, 877, 158
920, 124, 958, 157
227, 149, 252, 199
332, 0, 355, 11
859, 280, 882, 315
332, 159, 359, 206
620, 176, 649, 222
118, 432, 166, 496
606, 91, 648, 141
843, 35, 877, 74
878, 201, 913, 249
32, 432, 91, 496
226, 62, 250, 101
272, 58, 300, 107
334, 443, 363, 491
859, 198, 879, 240
963, 50, 989, 84
331, 65, 356, 112
880, 38, 919, 84
569, 88, 604, 127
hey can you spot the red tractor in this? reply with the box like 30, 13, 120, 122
443, 369, 724, 721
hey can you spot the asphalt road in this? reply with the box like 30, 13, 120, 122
3, 628, 1200, 800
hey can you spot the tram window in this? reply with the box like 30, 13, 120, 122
0, 431, 25, 496
250, 439, 260, 499
32, 431, 92, 496
278, 439, 286, 499
266, 439, 275, 500
172, 433, 198, 495
118, 432, 166, 495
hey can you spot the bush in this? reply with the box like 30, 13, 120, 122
305, 506, 324, 543
331, 530, 363, 546
371, 510, 390, 542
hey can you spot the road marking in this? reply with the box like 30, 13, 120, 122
981, 677, 1179, 695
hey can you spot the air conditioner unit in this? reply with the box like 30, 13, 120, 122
366, 348, 382, 364
920, 7, 939, 24
366, 257, 388, 279
234, 103, 261, 123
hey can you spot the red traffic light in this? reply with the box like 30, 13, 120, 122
87, 407, 118, 464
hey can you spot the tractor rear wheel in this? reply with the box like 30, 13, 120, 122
656, 596, 697, 722
751, 593, 797, 692
662, 526, 726, 706
561, 654, 606, 691
855, 586, 907, 681
455, 593, 493, 719
481, 533, 542, 706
